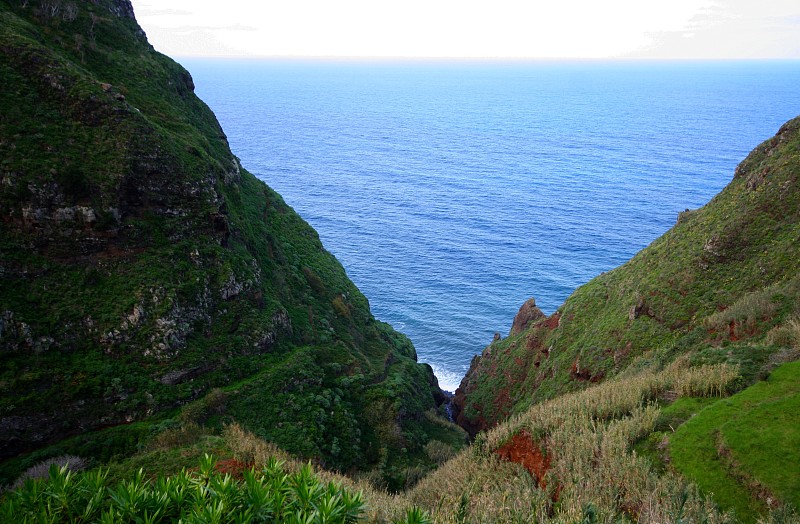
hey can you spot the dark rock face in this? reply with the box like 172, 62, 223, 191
452, 383, 486, 438
510, 297, 545, 335
110, 0, 136, 19
451, 352, 491, 438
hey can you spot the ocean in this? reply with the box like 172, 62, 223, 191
180, 59, 800, 391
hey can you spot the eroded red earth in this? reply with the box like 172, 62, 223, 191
495, 431, 551, 489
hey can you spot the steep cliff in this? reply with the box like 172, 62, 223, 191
455, 115, 800, 434
0, 0, 458, 482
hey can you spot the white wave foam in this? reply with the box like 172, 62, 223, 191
430, 363, 465, 393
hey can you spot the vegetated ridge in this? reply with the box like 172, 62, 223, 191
452, 114, 800, 520
0, 0, 464, 489
454, 114, 800, 431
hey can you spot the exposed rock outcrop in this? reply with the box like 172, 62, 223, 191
510, 297, 545, 335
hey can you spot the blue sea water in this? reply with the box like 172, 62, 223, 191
181, 59, 800, 391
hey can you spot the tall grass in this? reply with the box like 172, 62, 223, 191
483, 357, 738, 451
406, 360, 739, 523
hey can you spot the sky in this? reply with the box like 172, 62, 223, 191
129, 0, 800, 60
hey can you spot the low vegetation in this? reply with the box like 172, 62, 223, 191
670, 361, 800, 521
8, 359, 796, 523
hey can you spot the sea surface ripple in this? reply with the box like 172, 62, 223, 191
183, 59, 800, 391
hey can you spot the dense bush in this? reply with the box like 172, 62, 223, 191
1, 454, 364, 523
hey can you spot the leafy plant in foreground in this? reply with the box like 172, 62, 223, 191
0, 454, 365, 523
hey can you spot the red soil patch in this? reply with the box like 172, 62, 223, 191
571, 356, 604, 383
214, 458, 254, 479
728, 320, 739, 341
542, 312, 561, 330
495, 431, 551, 489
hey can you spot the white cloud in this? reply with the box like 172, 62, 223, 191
130, 0, 800, 59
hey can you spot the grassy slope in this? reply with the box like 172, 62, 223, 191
0, 0, 461, 487
400, 360, 747, 523
670, 361, 800, 520
456, 114, 800, 431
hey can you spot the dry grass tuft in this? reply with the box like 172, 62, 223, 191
10, 455, 89, 490
766, 316, 800, 349
406, 361, 739, 523
704, 287, 779, 339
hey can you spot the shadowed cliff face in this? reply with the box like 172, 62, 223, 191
0, 0, 458, 478
455, 116, 800, 434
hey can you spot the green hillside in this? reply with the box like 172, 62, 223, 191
455, 114, 800, 433
0, 0, 461, 488
449, 115, 800, 520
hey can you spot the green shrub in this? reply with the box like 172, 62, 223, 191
0, 454, 364, 523
423, 440, 456, 465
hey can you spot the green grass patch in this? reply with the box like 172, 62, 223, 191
670, 361, 800, 522
655, 396, 719, 432
719, 363, 800, 509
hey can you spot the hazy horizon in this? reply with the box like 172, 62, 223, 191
130, 0, 800, 61
168, 56, 800, 63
